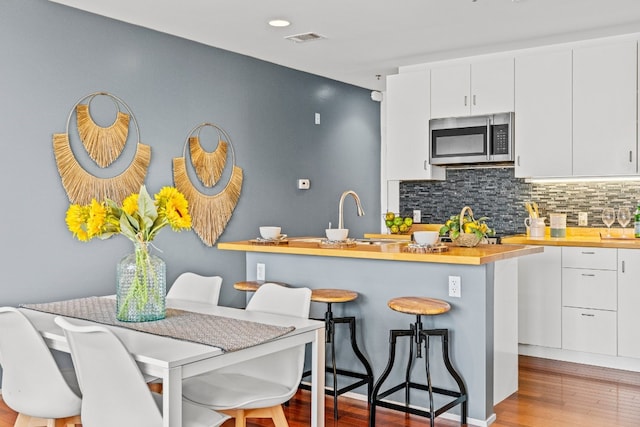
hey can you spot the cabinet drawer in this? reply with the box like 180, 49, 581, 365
562, 247, 617, 270
562, 307, 616, 356
562, 269, 616, 310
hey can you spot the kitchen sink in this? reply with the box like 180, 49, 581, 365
287, 237, 402, 246
354, 238, 403, 246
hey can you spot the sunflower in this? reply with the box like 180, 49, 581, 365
65, 204, 90, 242
86, 199, 107, 238
65, 185, 191, 244
122, 193, 139, 216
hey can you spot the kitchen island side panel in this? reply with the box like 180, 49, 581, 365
245, 252, 496, 423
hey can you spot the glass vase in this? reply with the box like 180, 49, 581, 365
116, 242, 166, 322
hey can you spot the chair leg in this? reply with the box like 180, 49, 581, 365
223, 406, 289, 427
269, 405, 290, 427
13, 414, 31, 427
60, 416, 82, 427
221, 409, 247, 427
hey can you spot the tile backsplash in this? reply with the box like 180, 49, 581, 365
399, 167, 640, 235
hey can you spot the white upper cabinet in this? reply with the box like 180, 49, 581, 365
430, 57, 514, 118
385, 71, 445, 181
514, 49, 572, 178
572, 40, 637, 176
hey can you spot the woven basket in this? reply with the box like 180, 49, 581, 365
451, 206, 483, 247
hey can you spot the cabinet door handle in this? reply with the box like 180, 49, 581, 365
473, 94, 477, 106
581, 251, 595, 255
581, 313, 595, 317
581, 273, 596, 277
622, 260, 626, 273
517, 155, 521, 166
630, 151, 633, 163
424, 160, 428, 170
464, 95, 468, 106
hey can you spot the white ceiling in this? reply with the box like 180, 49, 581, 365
49, 0, 640, 91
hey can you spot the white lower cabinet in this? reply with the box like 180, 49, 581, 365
561, 268, 617, 311
518, 246, 561, 348
618, 249, 640, 358
562, 307, 617, 356
561, 247, 617, 356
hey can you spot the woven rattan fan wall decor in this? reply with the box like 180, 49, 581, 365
52, 92, 151, 204
173, 123, 243, 247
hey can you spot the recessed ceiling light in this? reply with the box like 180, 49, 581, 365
269, 19, 291, 28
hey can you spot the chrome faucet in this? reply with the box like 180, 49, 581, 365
338, 190, 365, 229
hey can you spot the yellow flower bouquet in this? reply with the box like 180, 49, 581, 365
66, 185, 191, 321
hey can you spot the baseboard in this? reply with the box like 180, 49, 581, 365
299, 381, 492, 426
519, 344, 640, 373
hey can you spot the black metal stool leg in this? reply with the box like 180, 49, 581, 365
370, 328, 414, 427
301, 302, 373, 420
326, 303, 340, 420
421, 328, 468, 427
439, 329, 468, 426
344, 316, 374, 401
423, 333, 435, 427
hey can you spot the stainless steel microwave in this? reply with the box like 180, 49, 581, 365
429, 112, 514, 165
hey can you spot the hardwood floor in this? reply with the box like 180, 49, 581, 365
1, 356, 639, 426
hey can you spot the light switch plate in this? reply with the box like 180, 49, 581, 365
578, 212, 588, 226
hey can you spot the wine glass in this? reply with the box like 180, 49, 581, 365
602, 207, 615, 237
618, 207, 631, 237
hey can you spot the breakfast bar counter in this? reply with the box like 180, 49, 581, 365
219, 237, 542, 425
217, 238, 542, 265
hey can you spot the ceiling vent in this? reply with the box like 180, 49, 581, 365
285, 32, 326, 43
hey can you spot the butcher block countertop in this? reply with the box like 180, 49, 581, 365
501, 227, 640, 249
217, 237, 542, 266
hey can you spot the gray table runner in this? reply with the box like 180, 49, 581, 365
21, 297, 295, 353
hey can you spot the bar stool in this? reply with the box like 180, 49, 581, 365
233, 280, 289, 292
369, 296, 467, 427
300, 288, 374, 419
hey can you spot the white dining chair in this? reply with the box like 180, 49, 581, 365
166, 272, 223, 305
0, 307, 82, 427
182, 282, 312, 427
54, 316, 229, 427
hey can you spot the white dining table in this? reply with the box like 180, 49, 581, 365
20, 297, 326, 427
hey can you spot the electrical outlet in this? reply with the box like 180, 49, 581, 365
413, 209, 421, 223
449, 276, 461, 298
578, 212, 588, 226
256, 263, 265, 281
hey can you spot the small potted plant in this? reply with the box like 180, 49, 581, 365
439, 206, 494, 247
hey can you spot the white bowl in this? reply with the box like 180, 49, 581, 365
259, 226, 281, 240
413, 231, 439, 246
325, 228, 348, 241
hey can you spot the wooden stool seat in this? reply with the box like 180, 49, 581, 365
311, 288, 358, 303
233, 280, 289, 292
388, 297, 450, 316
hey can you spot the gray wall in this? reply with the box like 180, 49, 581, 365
0, 0, 380, 310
